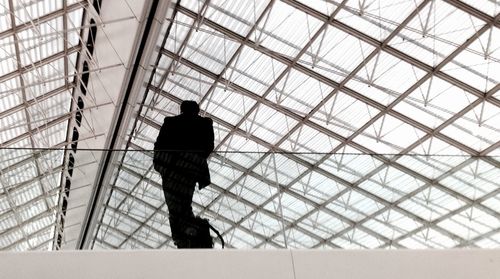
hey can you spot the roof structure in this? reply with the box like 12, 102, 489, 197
0, 0, 499, 250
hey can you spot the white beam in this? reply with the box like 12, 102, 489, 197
76, 0, 173, 249
60, 0, 156, 249
1, 250, 499, 279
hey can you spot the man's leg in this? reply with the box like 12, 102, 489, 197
162, 172, 196, 248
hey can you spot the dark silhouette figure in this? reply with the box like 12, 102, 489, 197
154, 100, 214, 248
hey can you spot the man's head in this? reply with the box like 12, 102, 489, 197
180, 100, 200, 115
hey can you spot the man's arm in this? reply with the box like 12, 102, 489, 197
154, 117, 170, 151
204, 118, 214, 158
154, 117, 172, 169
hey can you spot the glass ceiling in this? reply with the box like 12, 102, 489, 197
1, 0, 500, 251
92, 0, 500, 249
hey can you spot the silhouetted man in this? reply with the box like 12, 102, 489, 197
153, 100, 214, 248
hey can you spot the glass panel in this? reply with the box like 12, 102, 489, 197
253, 0, 323, 58
336, 0, 424, 41
389, 1, 485, 66
441, 27, 500, 92
311, 91, 380, 138
227, 45, 287, 96
459, 0, 500, 17
441, 101, 500, 152
13, 0, 62, 25
347, 51, 426, 106
183, 24, 240, 75
204, 0, 270, 36
353, 114, 427, 154
299, 25, 376, 83
393, 76, 478, 129
266, 68, 334, 117
0, 0, 11, 32
18, 17, 64, 67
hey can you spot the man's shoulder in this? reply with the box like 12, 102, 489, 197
163, 115, 180, 123
198, 117, 213, 128
199, 116, 213, 124
164, 115, 212, 125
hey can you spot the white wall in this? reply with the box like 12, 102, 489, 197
1, 249, 500, 279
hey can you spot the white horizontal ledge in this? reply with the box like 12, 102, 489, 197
1, 249, 499, 279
